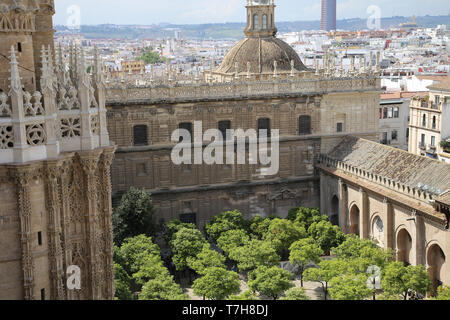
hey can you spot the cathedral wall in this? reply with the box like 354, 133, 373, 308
319, 91, 379, 153
0, 177, 22, 300
0, 33, 36, 92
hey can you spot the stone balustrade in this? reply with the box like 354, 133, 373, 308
106, 75, 380, 104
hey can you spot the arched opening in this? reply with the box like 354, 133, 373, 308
262, 14, 268, 29
253, 14, 259, 30
422, 114, 427, 127
397, 229, 412, 266
298, 115, 311, 135
372, 216, 384, 247
427, 244, 446, 296
330, 195, 339, 226
349, 205, 360, 236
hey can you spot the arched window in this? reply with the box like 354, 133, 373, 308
253, 14, 259, 30
299, 115, 311, 135
422, 114, 427, 127
262, 14, 268, 29
432, 116, 437, 129
133, 125, 148, 146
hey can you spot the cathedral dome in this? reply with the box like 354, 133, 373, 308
215, 0, 307, 75
215, 36, 307, 74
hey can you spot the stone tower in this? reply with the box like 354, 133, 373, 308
244, 0, 277, 38
0, 0, 116, 300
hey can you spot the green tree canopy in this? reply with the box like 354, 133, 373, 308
434, 286, 450, 300
139, 274, 187, 300
381, 262, 431, 300
112, 187, 156, 245
170, 227, 208, 271
248, 266, 294, 300
228, 290, 259, 300
114, 263, 133, 300
288, 207, 328, 231
263, 218, 307, 259
217, 229, 250, 255
205, 210, 247, 242
132, 255, 169, 285
332, 234, 380, 259
328, 273, 373, 300
289, 238, 323, 287
249, 215, 276, 239
165, 219, 196, 243
303, 259, 350, 300
307, 220, 345, 255
229, 239, 280, 272
192, 267, 241, 300
187, 244, 227, 275
115, 234, 161, 274
280, 287, 310, 300
139, 48, 166, 65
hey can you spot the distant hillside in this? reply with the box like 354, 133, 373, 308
55, 15, 450, 40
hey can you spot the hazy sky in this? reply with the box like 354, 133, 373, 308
54, 0, 450, 25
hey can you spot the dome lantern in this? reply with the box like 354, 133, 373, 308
245, 0, 277, 38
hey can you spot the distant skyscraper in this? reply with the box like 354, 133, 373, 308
321, 0, 336, 31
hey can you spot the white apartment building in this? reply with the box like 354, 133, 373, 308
409, 79, 450, 163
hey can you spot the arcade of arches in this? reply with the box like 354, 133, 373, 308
319, 171, 450, 290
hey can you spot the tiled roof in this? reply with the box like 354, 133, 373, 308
427, 78, 450, 92
327, 136, 450, 194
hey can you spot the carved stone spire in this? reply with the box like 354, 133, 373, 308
9, 46, 22, 93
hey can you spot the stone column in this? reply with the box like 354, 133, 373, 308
80, 152, 101, 300
100, 148, 116, 300
10, 166, 36, 300
359, 188, 369, 239
413, 211, 426, 265
44, 161, 65, 300
338, 178, 348, 233
383, 197, 394, 249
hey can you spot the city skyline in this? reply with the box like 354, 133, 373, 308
54, 0, 450, 26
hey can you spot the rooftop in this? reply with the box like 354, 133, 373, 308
327, 136, 450, 194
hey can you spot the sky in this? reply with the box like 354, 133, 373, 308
54, 0, 450, 26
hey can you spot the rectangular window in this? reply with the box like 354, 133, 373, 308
431, 136, 436, 147
179, 213, 197, 225
387, 107, 393, 118
218, 120, 231, 141
337, 122, 343, 133
435, 96, 440, 106
393, 107, 399, 118
41, 288, 45, 300
38, 232, 42, 246
258, 118, 271, 137
133, 125, 148, 146
421, 134, 425, 144
406, 128, 409, 139
18, 42, 22, 53
178, 122, 193, 142
392, 130, 398, 141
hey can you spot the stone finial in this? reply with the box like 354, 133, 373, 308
40, 45, 53, 92
273, 60, 278, 78
9, 46, 21, 93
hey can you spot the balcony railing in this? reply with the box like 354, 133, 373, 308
419, 142, 426, 150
